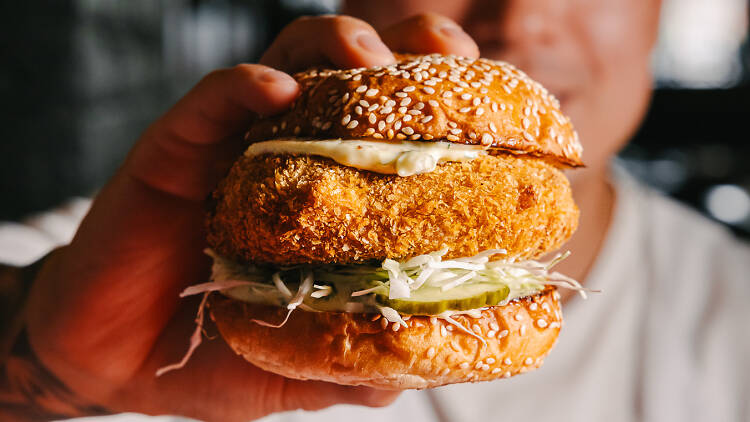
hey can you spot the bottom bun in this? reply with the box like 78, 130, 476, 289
208, 287, 562, 390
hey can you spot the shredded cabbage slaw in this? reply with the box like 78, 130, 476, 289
156, 248, 592, 376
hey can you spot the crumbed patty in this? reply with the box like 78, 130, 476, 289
206, 153, 578, 265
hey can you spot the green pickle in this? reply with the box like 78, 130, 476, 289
375, 282, 511, 314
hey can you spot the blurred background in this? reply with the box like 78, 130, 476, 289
1, 0, 749, 238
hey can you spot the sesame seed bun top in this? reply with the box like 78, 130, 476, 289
245, 54, 583, 168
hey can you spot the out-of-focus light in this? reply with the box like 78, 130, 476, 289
705, 184, 750, 224
654, 0, 748, 88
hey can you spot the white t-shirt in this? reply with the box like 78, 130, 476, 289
2, 166, 749, 422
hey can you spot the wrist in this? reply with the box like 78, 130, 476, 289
0, 250, 110, 421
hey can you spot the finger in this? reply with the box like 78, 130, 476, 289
126, 64, 299, 201
282, 380, 401, 412
260, 15, 395, 73
380, 13, 480, 58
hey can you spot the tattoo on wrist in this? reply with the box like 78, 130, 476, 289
0, 253, 109, 421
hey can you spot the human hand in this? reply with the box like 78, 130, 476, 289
23, 13, 478, 422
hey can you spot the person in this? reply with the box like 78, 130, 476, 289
1, 1, 749, 421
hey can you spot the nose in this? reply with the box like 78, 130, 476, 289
468, 0, 562, 56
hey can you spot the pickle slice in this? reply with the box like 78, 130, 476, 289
375, 282, 511, 315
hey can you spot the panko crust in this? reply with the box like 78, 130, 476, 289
206, 153, 578, 265
245, 54, 583, 167
208, 287, 562, 390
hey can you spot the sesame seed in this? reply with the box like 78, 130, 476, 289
491, 368, 502, 374
482, 96, 490, 104
537, 319, 548, 328
364, 128, 375, 136
520, 325, 527, 335
550, 322, 561, 329
524, 106, 531, 116
427, 347, 436, 358
459, 362, 470, 369
403, 85, 416, 92
394, 120, 402, 130
472, 323, 482, 333
402, 127, 414, 135
392, 323, 400, 332
472, 97, 481, 106
398, 106, 407, 114
523, 117, 531, 129
489, 122, 497, 133
481, 133, 493, 145
354, 106, 363, 115
368, 114, 377, 124
387, 129, 394, 138
423, 87, 435, 94
490, 322, 500, 331
442, 91, 453, 98
504, 371, 511, 378
423, 134, 434, 140
446, 325, 454, 331
448, 121, 458, 128
408, 109, 421, 115
459, 107, 471, 113
487, 330, 496, 337
395, 92, 407, 98
370, 314, 381, 321
395, 133, 407, 140
481, 364, 490, 371
386, 114, 395, 123
414, 102, 425, 110
530, 303, 538, 311
385, 99, 396, 108
378, 121, 386, 131
410, 134, 421, 140
365, 88, 379, 97
441, 325, 448, 337
514, 314, 523, 321
359, 100, 370, 107
424, 79, 437, 86
321, 122, 332, 130
402, 114, 412, 122
475, 361, 484, 370
486, 357, 496, 364
504, 357, 512, 365
446, 134, 460, 142
341, 115, 351, 125
400, 98, 412, 106
460, 93, 472, 100
475, 108, 485, 116
380, 106, 393, 115
355, 85, 367, 93
346, 120, 359, 129
524, 357, 533, 365
368, 104, 379, 112
523, 132, 534, 141
450, 128, 462, 135
498, 329, 509, 338
428, 100, 439, 107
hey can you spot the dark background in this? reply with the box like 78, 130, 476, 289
2, 0, 749, 238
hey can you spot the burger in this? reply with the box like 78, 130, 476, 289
178, 54, 584, 389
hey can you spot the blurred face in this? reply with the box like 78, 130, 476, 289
344, 0, 661, 175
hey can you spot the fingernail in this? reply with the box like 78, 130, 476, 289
258, 68, 294, 84
438, 24, 473, 43
356, 32, 392, 57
